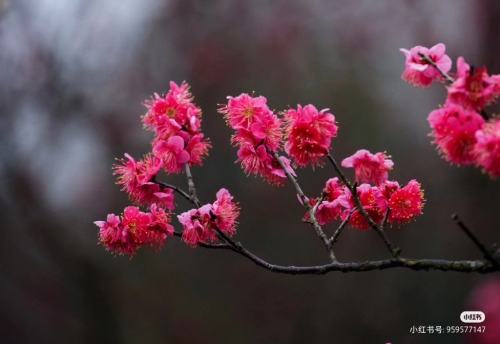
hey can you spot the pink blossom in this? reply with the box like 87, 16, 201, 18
236, 143, 267, 177
185, 133, 211, 166
178, 189, 240, 246
142, 81, 201, 136
307, 178, 349, 225
95, 204, 175, 256
148, 203, 174, 248
178, 204, 215, 247
262, 154, 296, 186
374, 180, 400, 212
428, 104, 485, 164
95, 207, 151, 256
341, 149, 394, 185
340, 184, 384, 229
177, 208, 205, 247
315, 198, 346, 225
219, 93, 273, 130
400, 43, 452, 86
143, 81, 210, 168
249, 111, 282, 151
447, 57, 500, 110
113, 153, 175, 209
212, 188, 240, 236
95, 213, 126, 253
473, 118, 500, 177
323, 177, 344, 201
387, 180, 424, 222
235, 143, 294, 185
220, 93, 282, 151
153, 135, 191, 173
283, 104, 338, 167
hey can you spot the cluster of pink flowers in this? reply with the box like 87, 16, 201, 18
113, 153, 175, 209
401, 43, 500, 177
218, 93, 294, 185
178, 188, 240, 246
308, 150, 424, 229
143, 81, 211, 173
400, 43, 452, 86
96, 82, 241, 256
219, 93, 339, 184
94, 204, 174, 256
283, 104, 338, 167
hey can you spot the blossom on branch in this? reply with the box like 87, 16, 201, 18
341, 184, 384, 230
473, 118, 500, 177
341, 149, 394, 185
400, 43, 452, 87
113, 153, 175, 209
219, 93, 282, 150
427, 103, 485, 164
283, 104, 338, 167
386, 179, 424, 222
153, 135, 191, 173
143, 81, 211, 168
94, 204, 174, 256
447, 57, 500, 111
212, 188, 240, 236
220, 93, 291, 185
178, 188, 240, 247
178, 205, 215, 247
143, 81, 201, 136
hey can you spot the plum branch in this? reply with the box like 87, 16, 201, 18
96, 43, 500, 276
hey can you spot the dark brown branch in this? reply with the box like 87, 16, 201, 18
268, 149, 336, 262
191, 238, 498, 274
452, 213, 500, 267
325, 152, 401, 257
153, 179, 194, 205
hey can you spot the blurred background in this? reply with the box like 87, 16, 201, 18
1, 0, 500, 343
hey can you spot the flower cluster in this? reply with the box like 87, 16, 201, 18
308, 150, 424, 229
340, 149, 393, 185
178, 188, 240, 246
402, 43, 500, 177
94, 204, 174, 256
427, 104, 485, 164
97, 82, 243, 257
400, 43, 452, 87
220, 93, 339, 184
143, 81, 211, 173
113, 153, 175, 208
447, 57, 500, 111
283, 104, 338, 167
219, 93, 295, 185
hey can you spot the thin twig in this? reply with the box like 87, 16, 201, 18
173, 231, 235, 250
153, 178, 194, 204
268, 149, 336, 262
325, 152, 401, 257
329, 208, 355, 246
184, 163, 201, 207
380, 208, 390, 230
418, 52, 455, 85
452, 213, 500, 267
311, 194, 326, 218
